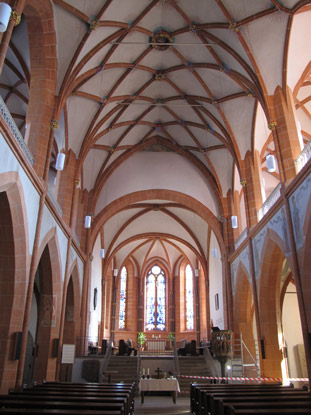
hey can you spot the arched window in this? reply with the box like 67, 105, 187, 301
185, 265, 194, 330
145, 265, 166, 331
119, 267, 127, 329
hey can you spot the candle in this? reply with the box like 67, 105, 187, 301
147, 368, 149, 375
143, 368, 145, 375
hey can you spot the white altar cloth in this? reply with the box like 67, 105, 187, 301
139, 378, 180, 392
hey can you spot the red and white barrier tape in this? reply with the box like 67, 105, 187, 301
177, 375, 309, 382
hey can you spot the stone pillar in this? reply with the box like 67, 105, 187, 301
243, 150, 264, 228
269, 86, 302, 182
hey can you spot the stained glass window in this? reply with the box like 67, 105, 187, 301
185, 264, 194, 330
119, 267, 127, 329
145, 265, 165, 331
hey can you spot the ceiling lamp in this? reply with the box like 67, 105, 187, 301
231, 216, 238, 229
55, 153, 65, 171
195, 269, 199, 277
0, 3, 12, 32
84, 215, 92, 229
212, 248, 217, 258
113, 269, 118, 277
100, 249, 105, 259
266, 154, 276, 173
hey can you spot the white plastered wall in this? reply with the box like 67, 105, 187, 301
209, 231, 224, 329
88, 235, 102, 342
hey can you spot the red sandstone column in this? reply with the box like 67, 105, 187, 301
243, 151, 264, 228
269, 87, 302, 182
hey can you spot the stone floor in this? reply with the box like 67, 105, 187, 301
134, 396, 191, 414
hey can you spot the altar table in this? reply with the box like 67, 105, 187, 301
139, 378, 180, 403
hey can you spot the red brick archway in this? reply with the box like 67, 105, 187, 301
258, 229, 286, 377
31, 231, 62, 382
233, 263, 256, 375
0, 172, 28, 393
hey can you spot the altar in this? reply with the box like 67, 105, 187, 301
139, 378, 180, 403
146, 339, 166, 353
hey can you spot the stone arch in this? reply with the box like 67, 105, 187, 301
91, 189, 224, 254
233, 262, 257, 375
66, 261, 81, 347
32, 230, 62, 382
59, 263, 81, 381
0, 172, 28, 393
22, 0, 57, 177
114, 259, 138, 345
175, 259, 197, 336
258, 229, 286, 377
143, 261, 170, 334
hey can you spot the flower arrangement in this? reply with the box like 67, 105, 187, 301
137, 332, 146, 346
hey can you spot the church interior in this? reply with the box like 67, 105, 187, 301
0, 0, 311, 408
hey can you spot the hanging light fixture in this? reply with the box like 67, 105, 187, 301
266, 154, 276, 173
100, 248, 105, 258
212, 248, 217, 258
55, 153, 65, 171
195, 269, 199, 277
231, 216, 238, 228
113, 269, 118, 277
0, 3, 12, 32
84, 215, 91, 228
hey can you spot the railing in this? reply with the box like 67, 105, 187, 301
295, 140, 311, 173
0, 95, 34, 165
235, 227, 248, 249
257, 182, 281, 221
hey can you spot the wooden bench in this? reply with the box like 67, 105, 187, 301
0, 399, 125, 414
0, 409, 122, 415
202, 389, 310, 415
190, 383, 305, 415
9, 389, 132, 415
216, 394, 311, 415
223, 399, 311, 415
190, 382, 287, 414
230, 409, 311, 415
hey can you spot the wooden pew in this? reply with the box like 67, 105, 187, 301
190, 383, 305, 415
223, 399, 311, 415
190, 382, 287, 414
202, 389, 309, 415
9, 389, 132, 415
0, 398, 125, 414
217, 394, 311, 415
0, 409, 122, 415
230, 409, 311, 415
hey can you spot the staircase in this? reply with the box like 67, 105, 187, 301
178, 356, 214, 395
104, 356, 139, 385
